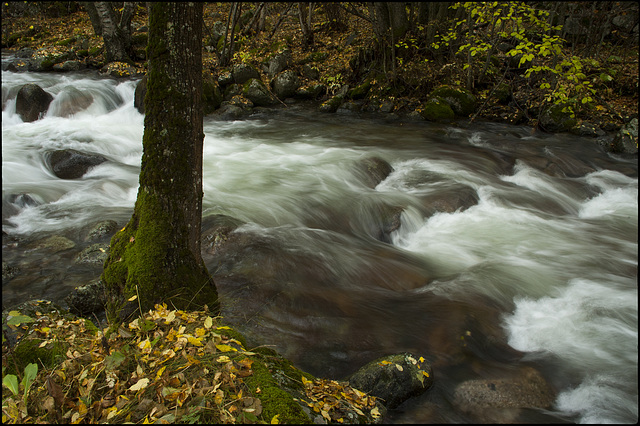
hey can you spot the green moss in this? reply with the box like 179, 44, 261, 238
56, 37, 75, 46
88, 46, 101, 56
7, 338, 67, 375
348, 80, 371, 100
40, 59, 54, 70
429, 85, 477, 116
245, 360, 312, 424
202, 72, 222, 114
319, 94, 344, 113
421, 97, 455, 121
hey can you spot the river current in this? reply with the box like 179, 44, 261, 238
2, 65, 637, 423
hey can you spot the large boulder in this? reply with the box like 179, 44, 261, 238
428, 85, 477, 117
538, 103, 578, 133
50, 86, 93, 117
267, 49, 292, 77
271, 70, 301, 100
610, 118, 638, 154
421, 97, 455, 122
347, 352, 433, 409
243, 78, 278, 106
355, 156, 394, 189
45, 149, 107, 179
232, 63, 261, 84
203, 72, 223, 114
16, 83, 54, 122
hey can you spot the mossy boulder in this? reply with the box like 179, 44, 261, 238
243, 78, 278, 106
348, 80, 371, 100
610, 118, 638, 154
428, 85, 477, 117
231, 63, 261, 85
539, 103, 578, 133
421, 97, 455, 122
347, 352, 433, 409
319, 94, 344, 113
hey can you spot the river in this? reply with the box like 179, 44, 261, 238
2, 63, 637, 423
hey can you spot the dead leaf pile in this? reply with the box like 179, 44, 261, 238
1, 303, 270, 424
298, 376, 382, 424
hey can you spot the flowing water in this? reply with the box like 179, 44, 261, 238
2, 62, 637, 423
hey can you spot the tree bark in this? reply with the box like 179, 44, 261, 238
102, 2, 218, 323
81, 1, 133, 63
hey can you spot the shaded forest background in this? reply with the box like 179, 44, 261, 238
1, 2, 638, 131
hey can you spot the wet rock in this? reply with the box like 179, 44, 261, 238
319, 94, 344, 113
296, 82, 326, 100
429, 85, 477, 117
2, 261, 19, 282
65, 278, 106, 316
538, 103, 577, 133
203, 72, 223, 114
243, 78, 278, 106
348, 352, 433, 409
452, 366, 556, 423
45, 149, 107, 179
29, 235, 76, 253
74, 243, 109, 265
272, 70, 301, 100
15, 83, 54, 122
355, 156, 394, 188
201, 214, 246, 256
610, 118, 638, 155
134, 75, 147, 114
421, 97, 455, 122
85, 220, 118, 242
51, 86, 93, 117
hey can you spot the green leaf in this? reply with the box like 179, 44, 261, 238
22, 363, 38, 399
105, 350, 126, 370
6, 312, 35, 326
3, 374, 19, 396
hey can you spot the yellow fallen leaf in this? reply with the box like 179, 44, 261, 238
395, 364, 403, 372
419, 356, 425, 363
270, 414, 280, 424
187, 335, 204, 346
129, 378, 149, 392
215, 344, 237, 352
128, 295, 137, 302
371, 406, 381, 417
165, 310, 176, 324
204, 316, 213, 329
216, 355, 231, 363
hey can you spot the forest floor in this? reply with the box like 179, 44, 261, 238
2, 3, 638, 130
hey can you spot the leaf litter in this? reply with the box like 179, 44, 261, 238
2, 303, 382, 424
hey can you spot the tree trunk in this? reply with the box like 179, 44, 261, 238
81, 1, 133, 63
102, 2, 218, 323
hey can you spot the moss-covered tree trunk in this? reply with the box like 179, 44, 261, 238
102, 2, 218, 323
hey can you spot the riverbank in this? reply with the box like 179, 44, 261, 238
1, 3, 638, 146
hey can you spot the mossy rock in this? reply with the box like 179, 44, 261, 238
539, 103, 578, 133
429, 85, 477, 116
244, 347, 314, 424
202, 72, 223, 114
6, 337, 68, 375
421, 97, 455, 122
319, 94, 344, 113
348, 80, 371, 100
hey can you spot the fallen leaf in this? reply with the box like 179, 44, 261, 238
129, 378, 150, 392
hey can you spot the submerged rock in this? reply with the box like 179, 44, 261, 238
452, 366, 556, 423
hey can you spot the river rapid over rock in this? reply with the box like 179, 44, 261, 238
2, 65, 637, 423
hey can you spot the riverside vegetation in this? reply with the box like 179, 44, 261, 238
2, 2, 638, 424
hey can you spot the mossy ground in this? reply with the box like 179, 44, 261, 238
2, 304, 381, 424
